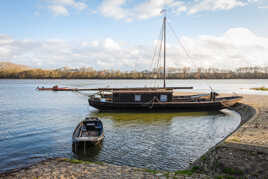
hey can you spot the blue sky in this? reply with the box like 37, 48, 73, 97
0, 0, 268, 70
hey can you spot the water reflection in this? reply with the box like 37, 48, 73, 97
70, 110, 236, 171
91, 111, 219, 125
0, 79, 242, 172
72, 142, 103, 161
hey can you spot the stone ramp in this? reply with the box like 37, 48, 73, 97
227, 94, 268, 147
193, 95, 268, 178
0, 158, 209, 179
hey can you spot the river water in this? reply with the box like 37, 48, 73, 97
1, 79, 266, 172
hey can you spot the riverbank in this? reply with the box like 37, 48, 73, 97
0, 158, 209, 179
193, 94, 268, 178
1, 94, 268, 178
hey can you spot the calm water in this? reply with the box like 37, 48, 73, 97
1, 79, 266, 172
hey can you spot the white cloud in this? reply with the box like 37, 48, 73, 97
0, 46, 11, 58
73, 2, 88, 10
258, 6, 268, 9
99, 0, 251, 21
175, 28, 268, 68
248, 0, 259, 3
47, 0, 87, 9
44, 0, 87, 16
49, 5, 69, 16
40, 0, 259, 19
188, 0, 247, 14
1, 28, 268, 70
0, 35, 14, 45
99, 0, 187, 21
50, 0, 74, 5
134, 0, 186, 19
99, 0, 127, 20
103, 38, 121, 50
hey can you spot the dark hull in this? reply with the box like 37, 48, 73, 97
72, 138, 103, 145
72, 118, 104, 145
88, 96, 242, 111
90, 100, 224, 112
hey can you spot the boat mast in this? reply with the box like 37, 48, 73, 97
163, 11, 166, 88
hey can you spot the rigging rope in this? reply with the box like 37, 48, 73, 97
149, 16, 212, 92
166, 21, 195, 67
155, 24, 164, 87
150, 21, 164, 87
167, 20, 212, 92
150, 23, 164, 72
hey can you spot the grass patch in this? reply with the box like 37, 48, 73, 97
64, 158, 82, 164
94, 161, 105, 165
226, 176, 235, 179
222, 167, 243, 175
192, 166, 200, 171
163, 172, 170, 178
201, 155, 207, 161
229, 137, 241, 143
174, 165, 200, 176
215, 176, 235, 179
144, 168, 159, 175
174, 170, 194, 176
251, 86, 268, 91
63, 158, 104, 165
215, 176, 224, 179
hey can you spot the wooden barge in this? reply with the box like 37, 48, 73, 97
88, 88, 242, 111
88, 13, 243, 111
37, 12, 243, 112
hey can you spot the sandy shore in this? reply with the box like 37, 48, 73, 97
227, 94, 268, 147
1, 93, 268, 178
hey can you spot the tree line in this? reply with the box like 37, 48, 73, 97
2, 66, 268, 79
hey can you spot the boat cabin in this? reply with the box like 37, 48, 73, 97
112, 89, 173, 103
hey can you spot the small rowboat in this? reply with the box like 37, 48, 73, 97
72, 117, 104, 145
37, 85, 74, 91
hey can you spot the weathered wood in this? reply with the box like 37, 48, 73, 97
79, 87, 193, 91
37, 86, 193, 91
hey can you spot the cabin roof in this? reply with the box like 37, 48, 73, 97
94, 87, 192, 91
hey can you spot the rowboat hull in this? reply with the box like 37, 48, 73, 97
72, 134, 104, 144
72, 117, 104, 145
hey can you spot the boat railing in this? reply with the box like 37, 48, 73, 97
90, 93, 112, 103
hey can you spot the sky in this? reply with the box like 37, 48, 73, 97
0, 0, 268, 71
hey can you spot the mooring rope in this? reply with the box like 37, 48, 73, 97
142, 96, 160, 109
